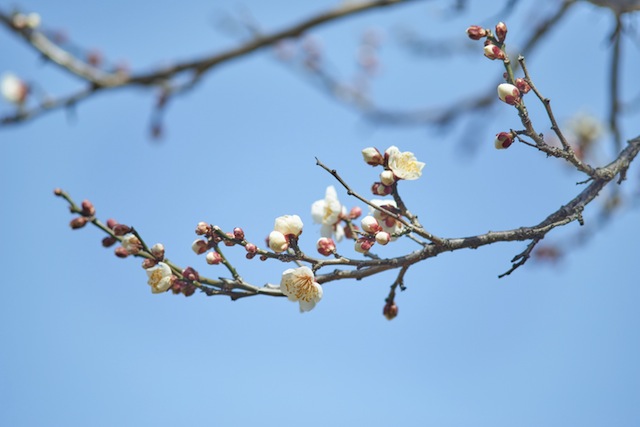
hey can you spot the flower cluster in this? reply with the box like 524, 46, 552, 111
362, 145, 425, 195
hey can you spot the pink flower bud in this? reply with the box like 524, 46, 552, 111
361, 215, 382, 234
106, 218, 118, 229
245, 243, 257, 254
349, 206, 362, 219
195, 221, 211, 236
102, 236, 117, 247
141, 258, 157, 269
495, 22, 508, 43
483, 44, 505, 60
316, 237, 336, 256
494, 132, 515, 149
112, 223, 132, 236
182, 266, 200, 282
514, 78, 531, 94
224, 232, 236, 247
81, 199, 95, 217
371, 182, 392, 196
466, 25, 487, 40
53, 188, 63, 196
114, 247, 129, 258
191, 239, 208, 255
375, 231, 391, 245
233, 227, 245, 240
268, 230, 289, 253
206, 251, 222, 265
497, 83, 521, 105
380, 170, 396, 186
383, 301, 398, 320
354, 237, 374, 253
362, 147, 383, 166
69, 216, 88, 229
150, 243, 165, 259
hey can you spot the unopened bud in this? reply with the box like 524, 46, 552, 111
102, 236, 117, 247
112, 223, 132, 236
191, 239, 209, 255
466, 25, 487, 40
380, 170, 396, 186
182, 266, 200, 282
354, 237, 374, 253
245, 243, 257, 254
114, 246, 129, 258
150, 243, 165, 259
495, 22, 508, 43
81, 199, 95, 217
383, 301, 399, 320
316, 237, 336, 256
375, 231, 391, 245
362, 147, 384, 166
483, 44, 505, 60
121, 233, 142, 254
141, 258, 157, 269
53, 188, 63, 196
224, 232, 236, 246
106, 218, 118, 229
268, 230, 289, 253
349, 206, 363, 219
514, 78, 531, 94
233, 227, 245, 240
494, 131, 515, 149
497, 83, 520, 105
206, 251, 222, 265
361, 215, 382, 234
69, 216, 88, 229
371, 182, 392, 196
195, 221, 211, 236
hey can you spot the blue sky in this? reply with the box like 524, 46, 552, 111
1, 1, 639, 426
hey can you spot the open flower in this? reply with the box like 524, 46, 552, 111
121, 233, 142, 254
274, 214, 303, 238
146, 262, 173, 294
385, 146, 425, 180
280, 266, 323, 312
311, 185, 345, 241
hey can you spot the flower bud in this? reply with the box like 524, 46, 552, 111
114, 247, 129, 258
141, 258, 157, 269
383, 301, 398, 320
112, 223, 132, 236
274, 215, 303, 238
150, 243, 165, 259
81, 199, 95, 217
106, 218, 118, 229
121, 233, 142, 255
466, 25, 487, 40
497, 83, 520, 105
245, 243, 257, 254
371, 182, 392, 196
495, 22, 508, 43
224, 232, 236, 247
191, 239, 208, 255
361, 215, 382, 234
514, 78, 531, 94
182, 266, 200, 282
494, 131, 515, 149
1, 73, 29, 104
375, 231, 391, 245
102, 236, 117, 247
349, 206, 362, 219
354, 237, 374, 253
195, 221, 211, 236
69, 216, 88, 229
379, 170, 396, 186
233, 227, 245, 240
362, 147, 383, 166
206, 251, 222, 265
53, 188, 63, 196
483, 44, 505, 60
268, 230, 289, 253
316, 237, 336, 256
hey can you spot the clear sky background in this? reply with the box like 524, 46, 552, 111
1, 1, 639, 426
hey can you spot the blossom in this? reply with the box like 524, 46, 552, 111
121, 233, 142, 254
268, 230, 289, 253
146, 262, 173, 293
385, 146, 425, 180
280, 266, 323, 312
1, 73, 28, 104
311, 185, 345, 242
274, 214, 303, 238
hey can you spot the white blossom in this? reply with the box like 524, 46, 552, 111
274, 214, 303, 237
146, 262, 173, 294
311, 185, 346, 242
385, 146, 425, 181
280, 266, 323, 312
1, 73, 28, 104
121, 233, 142, 254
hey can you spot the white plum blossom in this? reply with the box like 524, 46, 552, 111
121, 233, 142, 254
385, 146, 425, 181
1, 73, 28, 104
268, 230, 289, 253
146, 262, 173, 293
311, 185, 346, 242
274, 214, 303, 237
280, 266, 323, 312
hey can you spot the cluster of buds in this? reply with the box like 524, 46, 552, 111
192, 222, 251, 263
354, 215, 392, 253
467, 22, 508, 61
268, 215, 303, 253
362, 145, 425, 196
